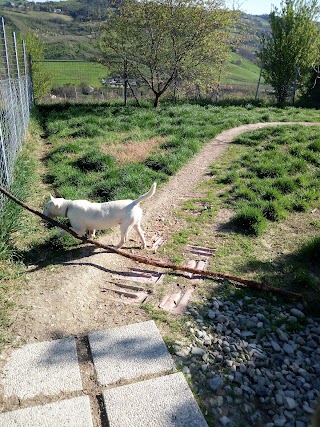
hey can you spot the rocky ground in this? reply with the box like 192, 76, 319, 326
173, 290, 320, 427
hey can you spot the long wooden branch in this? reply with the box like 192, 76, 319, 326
0, 186, 302, 300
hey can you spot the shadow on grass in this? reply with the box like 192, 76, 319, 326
237, 240, 320, 315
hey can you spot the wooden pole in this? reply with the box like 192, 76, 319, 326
0, 186, 303, 300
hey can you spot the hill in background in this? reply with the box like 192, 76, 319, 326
0, 0, 271, 95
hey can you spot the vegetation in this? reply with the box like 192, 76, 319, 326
258, 0, 320, 104
100, 0, 242, 107
215, 125, 320, 235
23, 32, 52, 100
0, 111, 44, 349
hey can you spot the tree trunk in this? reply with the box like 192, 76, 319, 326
154, 92, 161, 108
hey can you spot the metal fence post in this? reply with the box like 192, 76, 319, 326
2, 17, 18, 147
13, 31, 27, 133
0, 124, 9, 187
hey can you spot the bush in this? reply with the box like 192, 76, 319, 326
231, 207, 267, 236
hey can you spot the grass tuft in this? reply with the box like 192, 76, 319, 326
231, 207, 267, 236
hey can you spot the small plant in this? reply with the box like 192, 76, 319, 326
274, 177, 297, 194
262, 201, 287, 222
216, 171, 238, 184
299, 236, 320, 264
309, 139, 320, 152
231, 207, 267, 236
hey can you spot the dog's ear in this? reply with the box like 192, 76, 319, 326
50, 194, 55, 201
53, 189, 63, 198
55, 199, 64, 209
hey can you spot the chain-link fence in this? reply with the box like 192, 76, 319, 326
0, 17, 32, 214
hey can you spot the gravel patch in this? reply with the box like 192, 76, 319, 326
173, 290, 320, 426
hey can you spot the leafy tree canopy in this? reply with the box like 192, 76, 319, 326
100, 0, 242, 106
258, 0, 320, 104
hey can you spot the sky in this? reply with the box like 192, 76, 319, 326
239, 0, 282, 15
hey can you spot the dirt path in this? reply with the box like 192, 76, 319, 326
7, 121, 320, 346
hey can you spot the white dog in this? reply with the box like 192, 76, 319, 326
43, 182, 157, 248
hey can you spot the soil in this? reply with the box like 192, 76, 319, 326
5, 121, 320, 346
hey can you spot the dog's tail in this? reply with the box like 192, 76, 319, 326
134, 182, 157, 205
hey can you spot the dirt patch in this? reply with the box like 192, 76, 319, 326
100, 136, 167, 164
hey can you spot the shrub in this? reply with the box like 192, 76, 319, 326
231, 207, 267, 236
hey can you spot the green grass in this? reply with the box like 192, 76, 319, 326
224, 126, 320, 225
38, 103, 320, 202
224, 52, 264, 85
0, 110, 45, 350
40, 61, 109, 87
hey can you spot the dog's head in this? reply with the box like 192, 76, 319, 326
43, 195, 65, 218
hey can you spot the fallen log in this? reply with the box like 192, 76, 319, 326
0, 186, 303, 300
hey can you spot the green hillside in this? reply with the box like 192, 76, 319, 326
223, 52, 263, 86
0, 2, 269, 88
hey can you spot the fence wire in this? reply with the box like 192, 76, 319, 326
0, 17, 32, 215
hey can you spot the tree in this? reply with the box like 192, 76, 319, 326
258, 0, 320, 104
23, 33, 52, 100
100, 0, 241, 107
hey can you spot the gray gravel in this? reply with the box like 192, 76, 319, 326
173, 290, 320, 427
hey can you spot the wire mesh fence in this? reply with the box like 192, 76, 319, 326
0, 17, 33, 215
35, 59, 153, 104
35, 59, 272, 105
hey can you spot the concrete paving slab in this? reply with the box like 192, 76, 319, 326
88, 320, 176, 386
103, 372, 208, 427
0, 396, 93, 427
2, 337, 82, 399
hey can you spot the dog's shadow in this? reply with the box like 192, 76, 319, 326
18, 233, 144, 275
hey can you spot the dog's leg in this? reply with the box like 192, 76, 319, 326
57, 226, 86, 238
88, 229, 96, 239
134, 223, 147, 249
57, 229, 68, 237
116, 223, 133, 248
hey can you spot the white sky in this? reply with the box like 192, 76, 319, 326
238, 0, 282, 15
31, 0, 281, 14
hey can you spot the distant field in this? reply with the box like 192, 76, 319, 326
39, 53, 262, 90
40, 61, 109, 87
0, 9, 73, 22
223, 52, 263, 86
